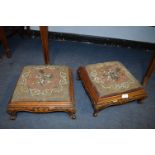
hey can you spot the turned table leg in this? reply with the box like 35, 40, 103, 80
0, 27, 12, 58
40, 26, 50, 64
143, 53, 155, 86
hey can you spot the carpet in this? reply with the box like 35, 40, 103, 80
0, 36, 155, 128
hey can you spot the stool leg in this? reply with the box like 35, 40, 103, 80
93, 110, 98, 117
68, 112, 76, 119
10, 112, 17, 120
137, 98, 145, 104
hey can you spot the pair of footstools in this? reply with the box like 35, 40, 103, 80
7, 61, 147, 120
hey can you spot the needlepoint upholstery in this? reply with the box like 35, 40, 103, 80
85, 61, 142, 97
12, 65, 70, 102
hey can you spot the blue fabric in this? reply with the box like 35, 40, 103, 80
0, 36, 155, 128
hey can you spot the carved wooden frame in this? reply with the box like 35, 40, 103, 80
78, 66, 147, 117
7, 69, 76, 120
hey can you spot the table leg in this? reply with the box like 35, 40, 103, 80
40, 26, 49, 64
0, 27, 11, 58
143, 53, 155, 86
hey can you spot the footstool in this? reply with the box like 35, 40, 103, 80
77, 61, 147, 117
7, 65, 76, 120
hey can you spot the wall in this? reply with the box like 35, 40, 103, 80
31, 26, 155, 43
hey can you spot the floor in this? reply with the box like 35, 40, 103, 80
0, 36, 155, 129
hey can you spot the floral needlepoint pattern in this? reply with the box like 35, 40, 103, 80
12, 65, 71, 102
86, 61, 142, 97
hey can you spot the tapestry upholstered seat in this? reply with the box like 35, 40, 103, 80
78, 61, 147, 117
8, 65, 76, 120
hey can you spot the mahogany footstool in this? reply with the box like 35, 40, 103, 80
78, 61, 147, 117
8, 65, 76, 120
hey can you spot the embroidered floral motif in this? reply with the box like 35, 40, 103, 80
12, 65, 70, 102
86, 61, 142, 97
